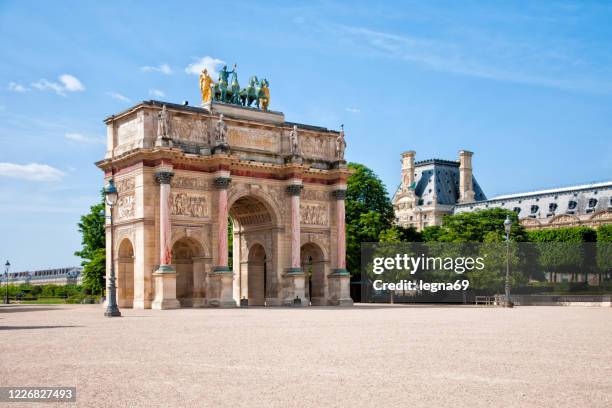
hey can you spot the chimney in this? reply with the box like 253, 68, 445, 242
401, 151, 416, 189
459, 150, 475, 203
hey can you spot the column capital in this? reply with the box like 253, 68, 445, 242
332, 189, 347, 200
214, 176, 231, 189
286, 184, 303, 196
155, 171, 174, 184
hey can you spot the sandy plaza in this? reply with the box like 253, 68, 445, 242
1, 303, 611, 408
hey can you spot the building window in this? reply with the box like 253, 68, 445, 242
549, 203, 557, 212
513, 207, 521, 214
588, 198, 597, 208
568, 200, 577, 210
530, 205, 539, 214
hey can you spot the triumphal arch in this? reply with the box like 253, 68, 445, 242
97, 75, 352, 309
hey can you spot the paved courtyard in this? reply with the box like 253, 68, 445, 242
1, 304, 611, 408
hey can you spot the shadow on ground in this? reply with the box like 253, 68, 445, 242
0, 325, 82, 330
0, 306, 63, 313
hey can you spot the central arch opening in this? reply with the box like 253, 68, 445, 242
229, 194, 277, 306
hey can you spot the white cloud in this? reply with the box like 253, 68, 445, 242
185, 56, 224, 79
0, 162, 66, 182
107, 91, 131, 103
30, 74, 85, 96
65, 132, 104, 144
59, 74, 85, 92
31, 79, 66, 96
141, 63, 173, 74
149, 88, 166, 98
345, 107, 361, 113
8, 82, 28, 92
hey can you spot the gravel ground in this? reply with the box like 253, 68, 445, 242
1, 304, 611, 408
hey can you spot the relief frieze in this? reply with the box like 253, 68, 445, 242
171, 192, 208, 217
116, 193, 135, 220
300, 203, 329, 226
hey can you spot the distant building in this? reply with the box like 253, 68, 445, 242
6, 267, 82, 286
393, 150, 486, 230
393, 150, 612, 230
455, 181, 612, 230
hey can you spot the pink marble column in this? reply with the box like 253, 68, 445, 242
287, 183, 303, 273
155, 171, 174, 270
333, 189, 348, 274
214, 176, 231, 272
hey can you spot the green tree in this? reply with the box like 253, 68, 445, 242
75, 194, 106, 294
345, 163, 395, 276
597, 225, 612, 283
527, 226, 597, 283
435, 208, 528, 243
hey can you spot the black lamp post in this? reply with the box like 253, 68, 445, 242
503, 215, 513, 308
4, 260, 9, 304
104, 178, 121, 317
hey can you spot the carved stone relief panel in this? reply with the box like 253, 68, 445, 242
171, 176, 210, 191
116, 118, 138, 146
170, 115, 210, 144
170, 192, 209, 218
116, 194, 135, 220
115, 177, 135, 193
227, 126, 279, 152
300, 202, 329, 226
301, 134, 332, 159
302, 188, 328, 202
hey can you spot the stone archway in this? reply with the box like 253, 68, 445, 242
117, 238, 134, 308
301, 243, 326, 306
171, 237, 205, 307
230, 194, 279, 306
247, 244, 268, 306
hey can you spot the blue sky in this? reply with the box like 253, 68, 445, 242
1, 1, 611, 271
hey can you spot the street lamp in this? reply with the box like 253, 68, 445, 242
4, 260, 9, 304
503, 215, 513, 308
104, 178, 121, 317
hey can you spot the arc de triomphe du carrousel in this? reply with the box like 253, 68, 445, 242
96, 67, 353, 309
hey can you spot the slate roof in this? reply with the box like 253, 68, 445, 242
454, 181, 612, 218
408, 159, 487, 205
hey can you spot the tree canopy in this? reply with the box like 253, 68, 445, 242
428, 208, 528, 243
345, 162, 395, 276
75, 193, 106, 294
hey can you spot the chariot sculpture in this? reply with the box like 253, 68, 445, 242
200, 64, 270, 111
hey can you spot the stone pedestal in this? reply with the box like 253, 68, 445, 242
328, 271, 353, 306
151, 267, 180, 310
208, 269, 237, 308
284, 270, 307, 306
